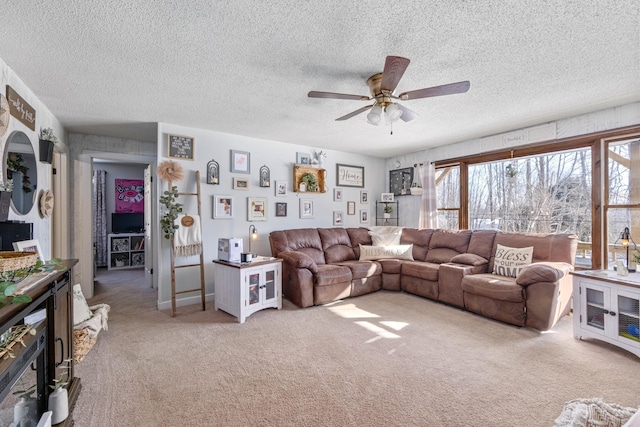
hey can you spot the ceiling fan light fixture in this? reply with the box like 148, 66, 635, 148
367, 105, 383, 125
385, 103, 403, 122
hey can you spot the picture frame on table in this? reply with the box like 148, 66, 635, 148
299, 199, 314, 219
381, 193, 395, 202
248, 197, 268, 221
296, 152, 311, 165
13, 239, 44, 261
275, 202, 287, 217
213, 195, 233, 219
230, 149, 251, 174
275, 180, 287, 197
347, 201, 356, 215
233, 177, 249, 190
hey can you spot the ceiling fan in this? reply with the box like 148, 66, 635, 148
308, 55, 470, 126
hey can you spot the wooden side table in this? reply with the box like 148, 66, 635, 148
213, 257, 282, 323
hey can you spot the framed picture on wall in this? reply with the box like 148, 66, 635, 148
275, 180, 287, 197
248, 197, 268, 221
275, 202, 287, 217
360, 209, 369, 224
230, 150, 250, 174
360, 190, 369, 204
333, 211, 343, 226
233, 177, 249, 190
299, 199, 314, 219
334, 188, 343, 201
213, 196, 233, 219
347, 201, 356, 215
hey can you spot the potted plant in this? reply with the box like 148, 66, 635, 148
0, 179, 12, 222
39, 127, 59, 164
410, 182, 423, 196
48, 359, 71, 424
13, 382, 37, 426
383, 202, 393, 218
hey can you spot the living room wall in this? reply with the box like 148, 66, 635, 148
155, 123, 386, 310
0, 56, 67, 260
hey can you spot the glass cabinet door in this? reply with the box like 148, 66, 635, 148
248, 272, 260, 305
617, 291, 640, 344
584, 285, 608, 335
264, 269, 275, 301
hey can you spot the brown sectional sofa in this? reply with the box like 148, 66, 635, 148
268, 227, 578, 331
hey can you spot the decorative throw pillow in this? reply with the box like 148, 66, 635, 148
359, 244, 414, 261
368, 231, 401, 246
492, 244, 534, 278
73, 284, 93, 326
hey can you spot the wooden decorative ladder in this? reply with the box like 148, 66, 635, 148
168, 170, 206, 317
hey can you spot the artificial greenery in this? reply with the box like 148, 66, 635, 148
40, 127, 60, 144
159, 186, 183, 240
0, 258, 64, 307
300, 173, 318, 191
7, 153, 31, 193
12, 381, 36, 399
50, 359, 71, 390
0, 179, 13, 192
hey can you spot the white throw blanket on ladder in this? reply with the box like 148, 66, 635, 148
174, 214, 203, 257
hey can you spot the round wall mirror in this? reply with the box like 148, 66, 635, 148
4, 131, 37, 215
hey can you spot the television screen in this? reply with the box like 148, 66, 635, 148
112, 213, 144, 233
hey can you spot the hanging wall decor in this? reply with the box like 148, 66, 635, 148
207, 159, 219, 184
259, 165, 270, 187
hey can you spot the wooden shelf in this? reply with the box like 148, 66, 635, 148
293, 166, 326, 193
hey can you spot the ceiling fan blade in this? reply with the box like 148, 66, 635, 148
308, 91, 371, 101
396, 104, 418, 122
380, 56, 410, 93
335, 105, 373, 121
399, 80, 470, 100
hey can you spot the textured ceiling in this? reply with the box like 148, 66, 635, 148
1, 1, 639, 158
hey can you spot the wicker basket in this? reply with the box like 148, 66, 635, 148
74, 328, 97, 363
0, 251, 38, 273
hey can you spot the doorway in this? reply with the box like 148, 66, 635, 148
89, 154, 156, 297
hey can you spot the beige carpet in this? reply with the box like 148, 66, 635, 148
72, 269, 640, 427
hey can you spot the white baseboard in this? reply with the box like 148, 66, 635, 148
157, 293, 215, 311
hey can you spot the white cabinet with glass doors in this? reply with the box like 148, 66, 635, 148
572, 270, 640, 358
213, 258, 282, 323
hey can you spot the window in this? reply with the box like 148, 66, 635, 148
436, 166, 460, 229
605, 137, 640, 270
468, 149, 592, 236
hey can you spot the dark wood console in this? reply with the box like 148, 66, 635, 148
0, 259, 80, 425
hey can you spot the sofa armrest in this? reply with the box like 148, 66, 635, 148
278, 251, 318, 273
519, 262, 574, 331
516, 262, 572, 286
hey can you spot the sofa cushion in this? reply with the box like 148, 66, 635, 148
401, 261, 439, 282
461, 274, 525, 302
400, 228, 434, 261
425, 229, 472, 263
271, 228, 326, 265
336, 260, 382, 279
368, 230, 401, 246
378, 258, 403, 274
492, 244, 533, 278
359, 244, 414, 261
450, 253, 488, 266
467, 229, 498, 260
492, 232, 577, 266
314, 264, 352, 286
346, 228, 372, 259
319, 228, 356, 263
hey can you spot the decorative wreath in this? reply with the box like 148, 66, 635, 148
300, 173, 318, 191
157, 160, 185, 182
